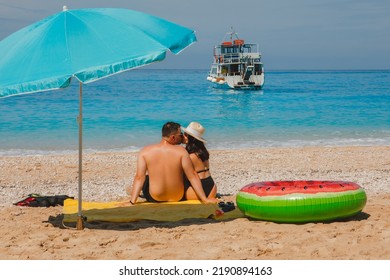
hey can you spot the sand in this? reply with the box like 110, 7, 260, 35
0, 146, 389, 260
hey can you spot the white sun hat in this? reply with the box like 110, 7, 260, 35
181, 122, 207, 143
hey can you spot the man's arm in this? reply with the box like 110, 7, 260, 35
127, 151, 147, 204
181, 151, 217, 203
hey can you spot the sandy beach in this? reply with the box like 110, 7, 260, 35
0, 146, 389, 260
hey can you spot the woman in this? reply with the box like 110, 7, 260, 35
182, 122, 217, 199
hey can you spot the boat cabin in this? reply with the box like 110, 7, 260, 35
212, 41, 263, 77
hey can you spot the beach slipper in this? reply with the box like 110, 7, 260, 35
218, 201, 236, 213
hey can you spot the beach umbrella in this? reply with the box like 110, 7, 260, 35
0, 6, 196, 229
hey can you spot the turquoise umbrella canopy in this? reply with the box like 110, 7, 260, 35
0, 6, 196, 97
0, 6, 196, 229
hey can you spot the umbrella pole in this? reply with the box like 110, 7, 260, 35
76, 82, 84, 230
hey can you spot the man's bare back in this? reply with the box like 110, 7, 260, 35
138, 142, 188, 201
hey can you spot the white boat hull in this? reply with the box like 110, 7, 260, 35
208, 73, 264, 90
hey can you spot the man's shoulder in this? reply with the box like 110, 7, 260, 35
140, 143, 160, 153
140, 142, 184, 151
140, 142, 187, 155
170, 144, 187, 152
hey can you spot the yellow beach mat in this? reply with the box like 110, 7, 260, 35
63, 199, 245, 223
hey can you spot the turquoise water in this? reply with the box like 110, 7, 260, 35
1, 69, 389, 155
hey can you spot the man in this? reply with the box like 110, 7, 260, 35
127, 122, 217, 204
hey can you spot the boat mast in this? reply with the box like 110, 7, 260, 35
223, 26, 239, 43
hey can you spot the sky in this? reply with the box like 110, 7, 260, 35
0, 0, 389, 70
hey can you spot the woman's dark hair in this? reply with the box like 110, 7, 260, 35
185, 134, 209, 162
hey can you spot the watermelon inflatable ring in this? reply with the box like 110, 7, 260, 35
236, 181, 367, 223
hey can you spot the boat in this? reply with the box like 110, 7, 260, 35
207, 29, 264, 90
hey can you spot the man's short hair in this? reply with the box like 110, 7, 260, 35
162, 122, 181, 137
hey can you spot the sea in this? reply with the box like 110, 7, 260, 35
1, 69, 389, 156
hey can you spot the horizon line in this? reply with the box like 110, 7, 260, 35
141, 68, 390, 71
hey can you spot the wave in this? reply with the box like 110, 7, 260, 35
1, 137, 389, 157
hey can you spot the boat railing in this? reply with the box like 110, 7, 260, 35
214, 54, 240, 63
225, 71, 263, 76
214, 53, 261, 64
214, 43, 259, 54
